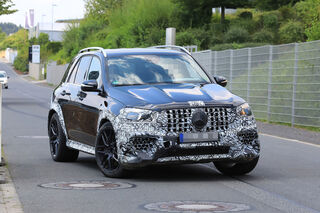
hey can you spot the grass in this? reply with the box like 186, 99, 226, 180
257, 119, 320, 132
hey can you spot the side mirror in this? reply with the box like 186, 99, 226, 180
7, 76, 9, 79
81, 80, 99, 92
214, 76, 228, 87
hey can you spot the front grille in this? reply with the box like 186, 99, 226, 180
129, 136, 157, 151
166, 107, 231, 133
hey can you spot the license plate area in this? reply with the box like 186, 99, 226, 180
179, 132, 219, 143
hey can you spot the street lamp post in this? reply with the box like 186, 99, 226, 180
51, 3, 57, 41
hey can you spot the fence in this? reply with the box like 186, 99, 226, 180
192, 41, 320, 128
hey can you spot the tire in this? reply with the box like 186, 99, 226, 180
5, 86, 8, 89
214, 157, 259, 176
48, 113, 79, 162
95, 122, 126, 178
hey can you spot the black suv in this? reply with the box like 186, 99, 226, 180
48, 46, 260, 177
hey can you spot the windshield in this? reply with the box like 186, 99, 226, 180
0, 73, 6, 78
107, 54, 211, 86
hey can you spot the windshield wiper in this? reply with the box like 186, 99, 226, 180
113, 83, 144, 87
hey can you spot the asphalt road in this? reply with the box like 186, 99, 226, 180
1, 61, 320, 213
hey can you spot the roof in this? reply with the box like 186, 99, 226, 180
103, 48, 184, 57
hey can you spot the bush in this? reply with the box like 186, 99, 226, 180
279, 6, 295, 21
279, 20, 305, 43
305, 22, 320, 41
225, 26, 249, 43
262, 13, 279, 29
47, 42, 62, 53
13, 53, 28, 72
238, 11, 253, 20
252, 29, 274, 43
230, 18, 256, 34
176, 28, 212, 50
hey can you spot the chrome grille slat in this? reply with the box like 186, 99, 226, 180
166, 107, 230, 133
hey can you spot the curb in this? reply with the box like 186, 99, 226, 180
0, 160, 24, 213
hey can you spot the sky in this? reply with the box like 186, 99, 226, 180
0, 0, 86, 27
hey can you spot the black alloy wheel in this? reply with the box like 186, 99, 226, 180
48, 113, 79, 162
95, 122, 125, 178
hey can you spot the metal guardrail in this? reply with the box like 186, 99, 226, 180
192, 41, 320, 128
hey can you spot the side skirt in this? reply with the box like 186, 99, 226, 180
66, 140, 95, 155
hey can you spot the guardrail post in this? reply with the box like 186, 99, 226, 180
229, 50, 233, 91
291, 43, 298, 127
247, 48, 251, 103
267, 45, 273, 122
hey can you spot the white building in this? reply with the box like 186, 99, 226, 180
29, 19, 80, 42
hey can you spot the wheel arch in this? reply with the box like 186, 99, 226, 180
98, 118, 112, 129
48, 109, 57, 130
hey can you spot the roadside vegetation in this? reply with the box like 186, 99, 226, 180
1, 0, 320, 68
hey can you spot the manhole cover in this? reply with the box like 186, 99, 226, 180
39, 180, 134, 190
144, 201, 251, 213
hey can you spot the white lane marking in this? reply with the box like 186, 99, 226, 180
16, 136, 48, 139
260, 133, 320, 148
202, 165, 319, 213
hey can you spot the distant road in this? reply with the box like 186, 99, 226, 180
1, 61, 319, 213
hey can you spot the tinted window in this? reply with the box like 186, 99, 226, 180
67, 60, 80, 83
87, 57, 101, 80
75, 56, 92, 84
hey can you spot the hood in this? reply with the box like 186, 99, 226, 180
108, 83, 245, 109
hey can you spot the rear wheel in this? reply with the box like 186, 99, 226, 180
214, 157, 259, 176
95, 122, 126, 178
48, 113, 79, 162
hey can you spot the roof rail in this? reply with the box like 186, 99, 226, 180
149, 45, 191, 55
78, 47, 107, 57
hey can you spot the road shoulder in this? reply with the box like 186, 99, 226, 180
257, 121, 320, 146
0, 164, 23, 213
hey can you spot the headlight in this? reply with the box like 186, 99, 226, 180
238, 103, 252, 116
121, 108, 156, 121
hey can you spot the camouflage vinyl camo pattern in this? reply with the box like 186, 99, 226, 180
51, 100, 260, 165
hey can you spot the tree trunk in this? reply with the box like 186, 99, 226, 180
221, 6, 225, 24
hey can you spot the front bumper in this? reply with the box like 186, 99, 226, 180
111, 108, 260, 168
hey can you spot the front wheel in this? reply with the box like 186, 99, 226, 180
48, 113, 79, 162
213, 157, 259, 176
95, 122, 126, 178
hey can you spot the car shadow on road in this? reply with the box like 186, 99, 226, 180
74, 156, 264, 183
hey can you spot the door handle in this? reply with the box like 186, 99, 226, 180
61, 90, 71, 96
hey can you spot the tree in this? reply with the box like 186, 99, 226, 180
0, 22, 21, 35
254, 0, 301, 10
173, 0, 252, 27
0, 0, 17, 15
85, 0, 122, 20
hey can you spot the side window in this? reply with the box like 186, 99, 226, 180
61, 58, 76, 83
67, 61, 80, 83
74, 56, 92, 84
87, 57, 101, 80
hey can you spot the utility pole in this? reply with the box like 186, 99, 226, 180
51, 3, 57, 41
